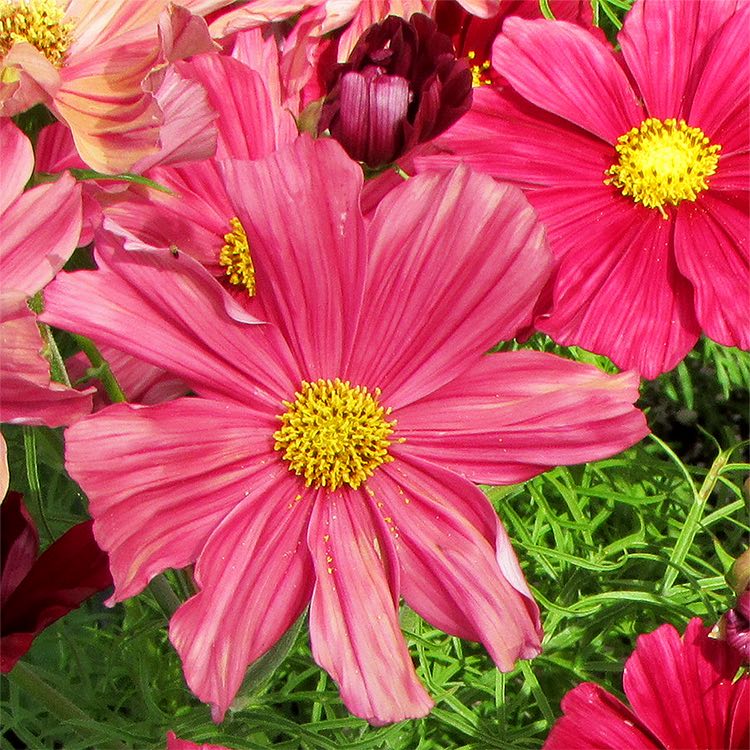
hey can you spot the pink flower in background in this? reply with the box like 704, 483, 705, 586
0, 0, 236, 172
166, 731, 232, 750
1, 491, 112, 673
425, 0, 749, 378
0, 119, 93, 430
544, 618, 749, 749
43, 137, 648, 724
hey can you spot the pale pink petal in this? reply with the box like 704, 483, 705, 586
687, 2, 750, 155
0, 294, 93, 427
0, 174, 82, 296
170, 471, 314, 722
456, 0, 500, 18
158, 4, 220, 63
221, 137, 367, 379
532, 187, 700, 378
492, 18, 642, 142
0, 42, 59, 116
426, 86, 613, 189
367, 455, 541, 668
176, 53, 297, 160
619, 0, 741, 122
308, 490, 434, 725
543, 683, 662, 750
41, 236, 300, 409
395, 351, 648, 484
230, 28, 284, 110
350, 165, 550, 408
53, 40, 163, 173
623, 619, 745, 749
0, 436, 7, 500
674, 193, 749, 350
65, 399, 279, 601
0, 120, 33, 213
134, 64, 218, 171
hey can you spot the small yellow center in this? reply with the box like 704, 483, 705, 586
219, 216, 255, 296
0, 0, 73, 67
605, 117, 720, 218
274, 378, 397, 491
467, 50, 491, 88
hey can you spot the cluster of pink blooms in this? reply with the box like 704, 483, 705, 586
1, 0, 747, 745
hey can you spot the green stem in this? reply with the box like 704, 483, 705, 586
661, 447, 731, 593
72, 335, 127, 404
22, 427, 53, 541
147, 575, 182, 619
9, 661, 127, 749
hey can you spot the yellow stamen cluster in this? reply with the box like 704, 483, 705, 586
0, 0, 73, 67
219, 216, 255, 296
467, 50, 491, 88
605, 117, 720, 218
274, 378, 396, 491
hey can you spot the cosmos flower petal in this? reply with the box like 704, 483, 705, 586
352, 164, 550, 408
426, 86, 612, 189
166, 731, 232, 750
532, 187, 700, 378
0, 174, 82, 296
623, 619, 746, 749
1, 491, 39, 605
170, 471, 314, 723
686, 2, 750, 154
619, 0, 740, 122
41, 235, 300, 409
674, 194, 749, 350
543, 682, 662, 750
221, 137, 367, 379
396, 351, 648, 484
177, 54, 297, 159
308, 490, 434, 725
64, 399, 279, 601
0, 295, 93, 427
369, 455, 542, 668
0, 120, 33, 214
492, 18, 642, 143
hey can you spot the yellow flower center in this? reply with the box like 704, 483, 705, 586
0, 0, 73, 67
274, 378, 397, 491
219, 216, 255, 296
605, 117, 720, 218
467, 50, 491, 88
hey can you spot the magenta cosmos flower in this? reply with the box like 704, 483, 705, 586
42, 137, 648, 724
544, 618, 749, 749
425, 0, 750, 378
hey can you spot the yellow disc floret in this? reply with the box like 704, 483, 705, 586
219, 216, 255, 296
274, 378, 397, 491
605, 117, 720, 218
467, 50, 492, 88
0, 0, 73, 67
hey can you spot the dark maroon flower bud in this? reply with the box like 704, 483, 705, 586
725, 590, 750, 664
320, 14, 472, 168
1, 491, 113, 673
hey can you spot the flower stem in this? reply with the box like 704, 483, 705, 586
9, 661, 128, 749
72, 335, 127, 404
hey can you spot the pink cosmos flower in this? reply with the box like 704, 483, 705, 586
0, 0, 236, 172
0, 119, 92, 429
1, 491, 112, 673
42, 137, 648, 724
544, 618, 749, 749
166, 732, 231, 750
101, 51, 296, 300
424, 0, 750, 378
